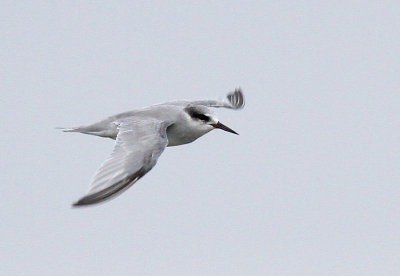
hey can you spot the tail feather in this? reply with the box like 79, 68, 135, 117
57, 125, 117, 139
56, 127, 80, 133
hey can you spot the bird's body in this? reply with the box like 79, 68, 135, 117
61, 89, 244, 206
67, 104, 213, 146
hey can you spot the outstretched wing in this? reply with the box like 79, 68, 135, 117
164, 88, 245, 110
73, 118, 171, 206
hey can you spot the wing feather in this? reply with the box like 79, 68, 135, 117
164, 88, 245, 110
190, 88, 245, 109
73, 118, 171, 206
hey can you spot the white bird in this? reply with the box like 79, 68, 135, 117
61, 89, 245, 206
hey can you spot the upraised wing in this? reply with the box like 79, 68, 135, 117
192, 88, 245, 109
73, 118, 171, 206
164, 88, 245, 110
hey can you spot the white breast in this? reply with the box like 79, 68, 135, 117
166, 121, 212, 147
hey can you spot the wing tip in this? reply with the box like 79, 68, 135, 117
71, 167, 148, 207
71, 197, 93, 207
227, 87, 245, 109
71, 200, 86, 207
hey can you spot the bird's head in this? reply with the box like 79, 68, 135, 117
184, 105, 238, 135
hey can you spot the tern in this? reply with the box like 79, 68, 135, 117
61, 89, 245, 206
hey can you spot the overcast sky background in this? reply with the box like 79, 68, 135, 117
1, 1, 399, 275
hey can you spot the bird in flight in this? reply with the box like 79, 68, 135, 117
61, 89, 245, 206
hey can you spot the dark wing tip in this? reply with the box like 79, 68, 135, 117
72, 199, 89, 207
72, 167, 147, 207
72, 196, 99, 207
227, 88, 245, 109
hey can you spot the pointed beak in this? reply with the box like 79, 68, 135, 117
211, 121, 239, 135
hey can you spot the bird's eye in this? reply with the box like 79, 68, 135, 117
192, 112, 210, 122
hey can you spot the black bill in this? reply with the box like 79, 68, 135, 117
211, 122, 239, 135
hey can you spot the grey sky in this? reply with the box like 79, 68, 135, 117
1, 1, 399, 275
